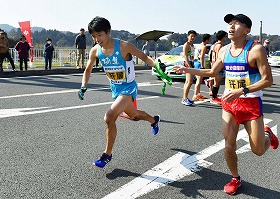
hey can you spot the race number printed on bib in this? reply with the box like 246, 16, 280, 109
225, 71, 250, 90
104, 65, 126, 84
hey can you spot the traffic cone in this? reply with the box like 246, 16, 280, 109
121, 99, 138, 120
133, 99, 138, 109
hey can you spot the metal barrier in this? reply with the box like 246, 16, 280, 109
3, 48, 167, 68
5, 48, 90, 67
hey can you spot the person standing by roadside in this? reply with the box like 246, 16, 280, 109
14, 35, 30, 71
181, 30, 197, 106
142, 40, 150, 56
192, 33, 211, 101
0, 31, 16, 72
75, 28, 87, 69
92, 41, 99, 67
44, 38, 55, 70
210, 30, 227, 104
174, 13, 278, 195
263, 39, 270, 57
142, 40, 150, 66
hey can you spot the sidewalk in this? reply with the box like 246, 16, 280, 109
0, 64, 148, 78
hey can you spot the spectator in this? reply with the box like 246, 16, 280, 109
75, 28, 87, 69
263, 39, 270, 57
14, 35, 30, 71
0, 30, 16, 72
93, 41, 99, 67
142, 40, 150, 56
209, 30, 227, 104
44, 38, 55, 70
181, 30, 197, 106
142, 40, 150, 66
193, 33, 211, 101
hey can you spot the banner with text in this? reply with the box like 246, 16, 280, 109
18, 21, 34, 63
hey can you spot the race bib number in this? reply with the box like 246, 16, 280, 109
105, 71, 125, 81
225, 71, 250, 90
104, 65, 126, 84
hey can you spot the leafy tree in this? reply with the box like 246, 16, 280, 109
3, 27, 280, 51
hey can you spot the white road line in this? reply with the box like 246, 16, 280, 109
0, 82, 170, 99
0, 88, 109, 99
0, 96, 159, 118
102, 119, 275, 199
271, 68, 280, 76
237, 124, 278, 155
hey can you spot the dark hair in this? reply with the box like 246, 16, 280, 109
46, 37, 52, 41
88, 16, 111, 34
21, 35, 26, 40
216, 30, 227, 40
202, 34, 211, 42
187, 30, 197, 36
80, 28, 85, 31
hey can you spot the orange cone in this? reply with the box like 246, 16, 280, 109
121, 99, 138, 119
133, 99, 138, 109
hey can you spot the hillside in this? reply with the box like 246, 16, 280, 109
1, 24, 280, 51
0, 24, 15, 32
0, 24, 46, 32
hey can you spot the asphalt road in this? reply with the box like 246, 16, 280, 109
0, 68, 280, 199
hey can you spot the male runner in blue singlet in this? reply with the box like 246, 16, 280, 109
174, 13, 278, 195
79, 17, 160, 168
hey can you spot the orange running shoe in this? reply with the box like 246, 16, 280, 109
198, 94, 207, 99
192, 95, 204, 101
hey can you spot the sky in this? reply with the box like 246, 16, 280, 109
1, 0, 280, 37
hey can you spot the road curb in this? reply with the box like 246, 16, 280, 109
0, 65, 149, 78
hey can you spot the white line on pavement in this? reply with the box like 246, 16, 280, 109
0, 96, 159, 118
0, 82, 170, 99
102, 119, 275, 199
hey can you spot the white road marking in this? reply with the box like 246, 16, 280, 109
0, 89, 90, 99
0, 82, 173, 99
271, 68, 280, 76
102, 120, 276, 199
0, 96, 159, 118
237, 124, 278, 154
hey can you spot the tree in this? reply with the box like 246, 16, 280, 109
3, 28, 280, 51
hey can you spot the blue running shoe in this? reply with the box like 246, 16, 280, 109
151, 115, 160, 135
181, 98, 193, 106
188, 98, 194, 104
93, 153, 112, 168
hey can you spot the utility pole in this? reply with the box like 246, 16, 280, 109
259, 21, 263, 43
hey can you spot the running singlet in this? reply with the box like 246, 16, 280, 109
211, 41, 221, 65
223, 40, 262, 98
194, 44, 210, 69
187, 42, 195, 62
97, 38, 135, 85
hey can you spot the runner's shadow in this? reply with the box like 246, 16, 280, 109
170, 148, 196, 156
159, 119, 185, 125
106, 149, 280, 198
106, 168, 139, 180
169, 148, 280, 198
170, 167, 280, 198
263, 102, 280, 114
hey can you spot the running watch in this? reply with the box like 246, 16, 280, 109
242, 86, 249, 97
